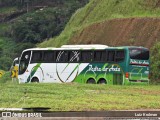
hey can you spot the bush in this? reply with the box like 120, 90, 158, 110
150, 42, 160, 84
0, 72, 11, 83
0, 56, 12, 71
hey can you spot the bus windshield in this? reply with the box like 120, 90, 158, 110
12, 58, 19, 66
129, 48, 149, 60
19, 51, 31, 75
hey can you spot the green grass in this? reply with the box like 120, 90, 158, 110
38, 0, 160, 48
0, 77, 160, 111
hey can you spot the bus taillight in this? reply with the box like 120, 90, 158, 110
125, 72, 129, 78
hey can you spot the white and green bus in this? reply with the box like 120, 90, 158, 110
18, 45, 149, 85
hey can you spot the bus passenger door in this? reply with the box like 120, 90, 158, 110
113, 73, 123, 85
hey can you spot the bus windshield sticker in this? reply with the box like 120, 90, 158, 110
130, 59, 149, 65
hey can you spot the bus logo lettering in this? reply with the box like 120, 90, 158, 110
89, 65, 120, 72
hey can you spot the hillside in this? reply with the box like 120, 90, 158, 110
38, 0, 160, 48
71, 18, 160, 48
0, 0, 88, 70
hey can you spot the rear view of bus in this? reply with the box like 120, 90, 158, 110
125, 47, 149, 84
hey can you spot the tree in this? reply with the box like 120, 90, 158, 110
150, 42, 160, 83
0, 56, 12, 71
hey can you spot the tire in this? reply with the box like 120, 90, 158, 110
97, 79, 107, 84
31, 77, 39, 83
86, 78, 96, 84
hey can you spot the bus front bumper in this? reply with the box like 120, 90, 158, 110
124, 79, 149, 85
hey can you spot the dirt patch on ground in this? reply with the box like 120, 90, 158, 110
71, 18, 160, 48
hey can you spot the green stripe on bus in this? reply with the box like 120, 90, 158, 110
66, 64, 79, 82
61, 63, 70, 73
26, 63, 41, 83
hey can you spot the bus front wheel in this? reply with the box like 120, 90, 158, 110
86, 78, 96, 84
31, 77, 39, 83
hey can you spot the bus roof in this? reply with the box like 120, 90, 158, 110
115, 46, 149, 49
61, 44, 109, 48
22, 45, 148, 52
22, 44, 109, 52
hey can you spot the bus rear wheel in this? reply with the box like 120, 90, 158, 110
31, 77, 39, 83
97, 79, 107, 84
86, 78, 96, 84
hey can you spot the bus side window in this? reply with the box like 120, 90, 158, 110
69, 51, 80, 62
56, 51, 68, 62
43, 51, 55, 63
80, 50, 93, 63
115, 50, 125, 62
31, 51, 43, 63
107, 51, 115, 62
94, 50, 106, 62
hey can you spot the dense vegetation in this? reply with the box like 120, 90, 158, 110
150, 42, 160, 83
39, 0, 160, 47
10, 0, 88, 43
12, 8, 71, 43
0, 0, 88, 70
